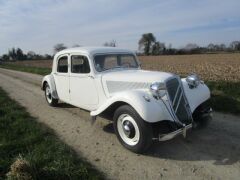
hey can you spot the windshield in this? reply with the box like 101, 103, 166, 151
94, 54, 139, 72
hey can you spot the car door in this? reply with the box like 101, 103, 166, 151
69, 54, 98, 110
53, 54, 70, 103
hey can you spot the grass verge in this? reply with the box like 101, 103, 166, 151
0, 87, 103, 179
206, 81, 240, 114
0, 64, 51, 76
0, 64, 239, 114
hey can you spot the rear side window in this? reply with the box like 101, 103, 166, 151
71, 55, 90, 74
57, 56, 68, 73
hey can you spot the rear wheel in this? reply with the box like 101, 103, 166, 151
44, 83, 58, 107
113, 105, 153, 153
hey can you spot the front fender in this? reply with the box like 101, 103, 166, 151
90, 90, 174, 123
41, 74, 59, 99
181, 78, 210, 112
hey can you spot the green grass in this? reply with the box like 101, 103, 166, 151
0, 88, 103, 179
206, 81, 240, 114
0, 64, 51, 76
0, 64, 239, 114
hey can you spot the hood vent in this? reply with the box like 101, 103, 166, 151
106, 81, 151, 94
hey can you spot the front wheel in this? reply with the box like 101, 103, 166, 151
44, 83, 58, 107
113, 105, 153, 153
193, 113, 212, 129
193, 107, 212, 129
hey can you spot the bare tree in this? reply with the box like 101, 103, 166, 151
152, 41, 165, 55
54, 43, 67, 53
16, 48, 25, 60
219, 44, 226, 51
1, 54, 9, 61
72, 44, 81, 48
230, 41, 240, 51
207, 43, 215, 51
8, 48, 17, 61
138, 33, 156, 55
184, 43, 199, 51
27, 51, 36, 60
103, 40, 117, 47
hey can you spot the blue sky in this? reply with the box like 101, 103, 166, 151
0, 0, 240, 55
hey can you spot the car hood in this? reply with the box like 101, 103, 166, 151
101, 69, 175, 94
102, 69, 174, 83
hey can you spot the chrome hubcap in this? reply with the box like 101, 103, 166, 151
45, 86, 52, 103
122, 120, 135, 138
117, 114, 140, 146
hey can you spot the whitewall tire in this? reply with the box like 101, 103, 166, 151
44, 83, 58, 107
113, 105, 153, 153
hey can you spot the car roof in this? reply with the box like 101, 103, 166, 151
55, 46, 134, 57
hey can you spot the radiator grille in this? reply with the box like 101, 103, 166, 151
166, 78, 192, 124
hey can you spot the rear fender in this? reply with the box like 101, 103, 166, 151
41, 74, 59, 99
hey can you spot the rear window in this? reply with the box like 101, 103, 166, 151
57, 56, 68, 73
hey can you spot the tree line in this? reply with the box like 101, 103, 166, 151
138, 33, 240, 55
1, 35, 240, 61
0, 41, 116, 62
0, 48, 53, 62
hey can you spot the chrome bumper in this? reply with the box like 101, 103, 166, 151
154, 124, 192, 141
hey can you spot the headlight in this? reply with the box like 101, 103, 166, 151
186, 74, 202, 88
150, 82, 166, 99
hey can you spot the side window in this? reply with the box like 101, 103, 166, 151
71, 55, 90, 74
57, 56, 68, 73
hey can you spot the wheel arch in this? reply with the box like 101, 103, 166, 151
41, 74, 59, 99
90, 90, 174, 123
97, 101, 131, 120
42, 81, 48, 90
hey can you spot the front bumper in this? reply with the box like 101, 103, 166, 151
153, 123, 192, 141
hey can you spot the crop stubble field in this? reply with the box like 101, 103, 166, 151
6, 53, 240, 82
139, 53, 240, 82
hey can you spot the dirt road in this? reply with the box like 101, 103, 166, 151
0, 68, 240, 180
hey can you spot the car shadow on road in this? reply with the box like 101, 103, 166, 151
57, 103, 76, 109
53, 103, 240, 166
103, 123, 115, 134
145, 125, 240, 165
102, 121, 240, 166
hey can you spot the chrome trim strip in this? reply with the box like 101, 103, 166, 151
164, 76, 183, 125
174, 91, 183, 113
178, 76, 193, 122
172, 85, 180, 106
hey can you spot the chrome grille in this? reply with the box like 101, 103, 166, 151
166, 77, 192, 124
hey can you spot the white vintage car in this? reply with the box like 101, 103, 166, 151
42, 47, 212, 153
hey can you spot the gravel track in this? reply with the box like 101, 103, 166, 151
0, 68, 239, 180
